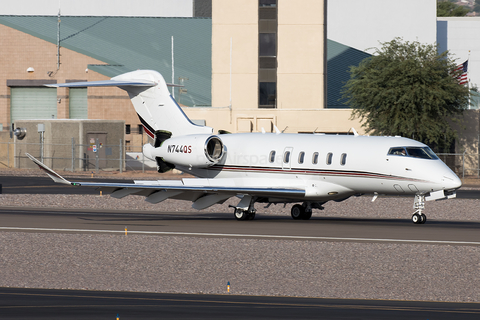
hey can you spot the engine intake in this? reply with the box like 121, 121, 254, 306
143, 134, 225, 168
205, 136, 224, 162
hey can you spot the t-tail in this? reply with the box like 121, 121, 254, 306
48, 70, 213, 145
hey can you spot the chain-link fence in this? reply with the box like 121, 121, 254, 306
437, 152, 480, 178
0, 141, 157, 173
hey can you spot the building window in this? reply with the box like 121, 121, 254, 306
312, 152, 319, 164
125, 124, 131, 134
259, 0, 277, 109
298, 152, 305, 164
259, 0, 276, 7
269, 150, 276, 163
259, 33, 276, 57
326, 152, 333, 165
259, 82, 276, 108
137, 124, 143, 135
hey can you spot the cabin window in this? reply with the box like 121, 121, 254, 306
405, 147, 439, 160
284, 151, 290, 163
388, 147, 406, 156
269, 150, 276, 163
387, 147, 438, 160
312, 152, 319, 164
326, 152, 333, 165
298, 152, 305, 164
340, 153, 347, 165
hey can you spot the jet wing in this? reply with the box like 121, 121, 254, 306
26, 153, 305, 210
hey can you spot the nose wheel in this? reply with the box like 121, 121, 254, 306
412, 194, 426, 224
412, 212, 426, 224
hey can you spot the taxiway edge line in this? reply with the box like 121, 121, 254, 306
0, 226, 479, 246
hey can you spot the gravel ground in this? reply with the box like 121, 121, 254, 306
1, 169, 480, 302
0, 232, 478, 302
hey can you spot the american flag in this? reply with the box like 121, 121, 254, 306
454, 60, 468, 85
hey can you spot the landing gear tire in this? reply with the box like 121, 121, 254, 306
302, 210, 312, 220
412, 213, 427, 224
234, 209, 255, 221
291, 204, 304, 220
420, 213, 426, 224
234, 209, 247, 221
412, 213, 420, 224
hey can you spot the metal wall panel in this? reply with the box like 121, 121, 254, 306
10, 87, 57, 123
69, 88, 88, 119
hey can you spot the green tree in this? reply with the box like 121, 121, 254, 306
474, 0, 480, 13
437, 0, 470, 17
342, 38, 471, 150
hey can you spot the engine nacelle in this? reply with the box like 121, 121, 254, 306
143, 134, 224, 168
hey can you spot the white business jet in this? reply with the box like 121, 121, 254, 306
27, 70, 461, 224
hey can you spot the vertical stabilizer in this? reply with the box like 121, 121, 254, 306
112, 70, 213, 138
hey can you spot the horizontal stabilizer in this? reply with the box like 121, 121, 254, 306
45, 80, 156, 88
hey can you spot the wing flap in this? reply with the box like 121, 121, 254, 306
192, 194, 232, 210
26, 153, 306, 206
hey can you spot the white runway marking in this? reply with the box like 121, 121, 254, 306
0, 226, 479, 246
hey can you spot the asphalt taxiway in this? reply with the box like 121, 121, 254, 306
1, 287, 480, 320
0, 207, 479, 246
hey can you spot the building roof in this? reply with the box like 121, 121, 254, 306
0, 15, 212, 107
327, 39, 371, 108
1, 15, 370, 109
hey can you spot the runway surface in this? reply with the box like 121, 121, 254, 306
0, 206, 479, 245
1, 287, 480, 320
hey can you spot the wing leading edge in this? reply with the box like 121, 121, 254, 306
26, 153, 305, 210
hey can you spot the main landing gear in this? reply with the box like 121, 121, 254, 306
412, 194, 427, 224
233, 208, 256, 221
291, 204, 312, 220
231, 195, 257, 221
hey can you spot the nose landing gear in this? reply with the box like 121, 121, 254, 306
412, 194, 426, 224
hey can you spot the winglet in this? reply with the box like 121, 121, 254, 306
26, 153, 72, 185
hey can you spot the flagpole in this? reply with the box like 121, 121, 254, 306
467, 50, 471, 109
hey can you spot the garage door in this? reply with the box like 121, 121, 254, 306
10, 87, 57, 123
69, 88, 87, 119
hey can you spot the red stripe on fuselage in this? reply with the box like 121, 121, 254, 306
208, 165, 425, 183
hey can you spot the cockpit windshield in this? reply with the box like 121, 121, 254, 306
387, 147, 439, 160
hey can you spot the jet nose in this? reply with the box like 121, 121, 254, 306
443, 174, 462, 190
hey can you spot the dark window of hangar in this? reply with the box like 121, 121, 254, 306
259, 82, 276, 108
